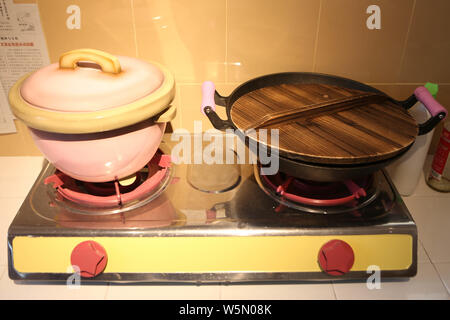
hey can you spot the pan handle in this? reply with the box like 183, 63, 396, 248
396, 94, 418, 109
201, 81, 233, 131
414, 86, 447, 135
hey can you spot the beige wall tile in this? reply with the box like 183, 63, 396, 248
0, 121, 41, 156
4, 0, 449, 156
13, 0, 37, 3
133, 0, 226, 83
315, 0, 414, 83
165, 84, 182, 133
37, 0, 137, 62
398, 0, 450, 83
227, 0, 320, 83
370, 84, 417, 100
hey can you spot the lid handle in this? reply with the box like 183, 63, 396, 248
59, 48, 122, 74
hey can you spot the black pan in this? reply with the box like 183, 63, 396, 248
201, 72, 446, 181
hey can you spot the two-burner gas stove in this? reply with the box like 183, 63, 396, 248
7, 136, 417, 283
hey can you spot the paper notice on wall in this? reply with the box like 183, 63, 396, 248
0, 80, 15, 133
0, 0, 50, 133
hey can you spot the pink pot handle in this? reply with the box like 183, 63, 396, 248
414, 86, 447, 118
201, 81, 216, 115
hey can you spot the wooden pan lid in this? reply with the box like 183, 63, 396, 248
230, 83, 418, 165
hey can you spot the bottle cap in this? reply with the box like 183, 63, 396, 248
425, 82, 438, 98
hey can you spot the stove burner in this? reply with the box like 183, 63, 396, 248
255, 165, 379, 214
44, 149, 172, 215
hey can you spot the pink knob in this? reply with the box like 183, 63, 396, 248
71, 241, 108, 278
318, 239, 354, 276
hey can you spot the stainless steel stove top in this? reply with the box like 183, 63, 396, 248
7, 138, 417, 282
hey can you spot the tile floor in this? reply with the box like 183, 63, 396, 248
0, 156, 449, 300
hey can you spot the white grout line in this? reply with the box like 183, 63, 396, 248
397, 0, 417, 82
434, 263, 450, 296
178, 85, 183, 129
173, 82, 450, 87
0, 265, 7, 280
225, 0, 228, 82
130, 0, 139, 58
103, 282, 110, 300
311, 0, 323, 72
419, 239, 433, 263
219, 283, 223, 300
330, 281, 338, 300
429, 262, 450, 297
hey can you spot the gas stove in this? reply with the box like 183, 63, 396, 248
7, 136, 417, 282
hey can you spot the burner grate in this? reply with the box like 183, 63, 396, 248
255, 164, 379, 215
44, 149, 172, 214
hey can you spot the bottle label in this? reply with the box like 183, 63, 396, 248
430, 126, 450, 180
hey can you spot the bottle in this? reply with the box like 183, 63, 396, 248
387, 82, 438, 196
427, 121, 450, 192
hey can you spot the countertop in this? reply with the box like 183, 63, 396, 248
0, 156, 449, 300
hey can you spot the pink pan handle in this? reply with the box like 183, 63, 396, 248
414, 86, 447, 118
201, 81, 216, 115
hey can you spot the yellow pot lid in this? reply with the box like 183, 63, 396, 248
8, 49, 176, 134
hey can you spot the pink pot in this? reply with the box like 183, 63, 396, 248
9, 49, 176, 182
29, 120, 166, 183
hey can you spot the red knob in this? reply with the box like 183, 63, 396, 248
318, 239, 354, 276
71, 240, 108, 278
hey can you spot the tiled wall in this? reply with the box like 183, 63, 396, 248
1, 0, 449, 156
